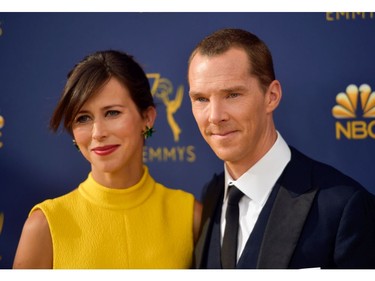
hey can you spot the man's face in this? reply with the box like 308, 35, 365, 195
188, 48, 278, 174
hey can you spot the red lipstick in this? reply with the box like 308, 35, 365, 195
91, 145, 119, 156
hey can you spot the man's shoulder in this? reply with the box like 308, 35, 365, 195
287, 145, 369, 196
200, 172, 225, 204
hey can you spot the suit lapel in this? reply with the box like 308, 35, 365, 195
257, 185, 317, 268
257, 146, 318, 268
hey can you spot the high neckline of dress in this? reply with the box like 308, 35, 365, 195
78, 166, 155, 210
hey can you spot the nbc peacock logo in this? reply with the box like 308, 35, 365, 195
332, 84, 375, 139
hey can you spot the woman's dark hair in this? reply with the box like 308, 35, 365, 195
50, 50, 155, 135
188, 28, 275, 93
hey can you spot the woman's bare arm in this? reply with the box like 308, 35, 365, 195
13, 209, 53, 269
193, 200, 203, 244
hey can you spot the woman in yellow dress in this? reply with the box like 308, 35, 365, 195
13, 50, 202, 269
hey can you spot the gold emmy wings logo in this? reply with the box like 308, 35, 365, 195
144, 73, 196, 163
332, 84, 375, 139
148, 73, 183, 142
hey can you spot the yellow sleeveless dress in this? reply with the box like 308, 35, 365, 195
30, 166, 195, 269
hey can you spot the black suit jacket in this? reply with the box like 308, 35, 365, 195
194, 146, 375, 269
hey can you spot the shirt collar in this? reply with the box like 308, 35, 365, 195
224, 131, 291, 205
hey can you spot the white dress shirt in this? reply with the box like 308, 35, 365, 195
221, 131, 291, 261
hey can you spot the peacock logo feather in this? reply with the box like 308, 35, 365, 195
332, 84, 375, 119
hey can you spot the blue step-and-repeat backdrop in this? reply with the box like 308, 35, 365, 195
0, 12, 374, 268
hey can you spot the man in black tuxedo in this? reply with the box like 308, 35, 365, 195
187, 28, 375, 269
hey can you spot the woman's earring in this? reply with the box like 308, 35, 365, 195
72, 139, 80, 151
142, 126, 155, 139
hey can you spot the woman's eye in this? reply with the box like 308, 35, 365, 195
75, 115, 91, 124
106, 110, 120, 117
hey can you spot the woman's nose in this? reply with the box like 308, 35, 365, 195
92, 119, 108, 141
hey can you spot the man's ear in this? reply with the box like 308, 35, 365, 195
266, 80, 282, 113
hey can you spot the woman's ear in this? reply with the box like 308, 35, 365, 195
143, 106, 157, 127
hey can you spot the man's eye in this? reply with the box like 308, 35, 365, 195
228, 93, 240, 98
196, 97, 208, 102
